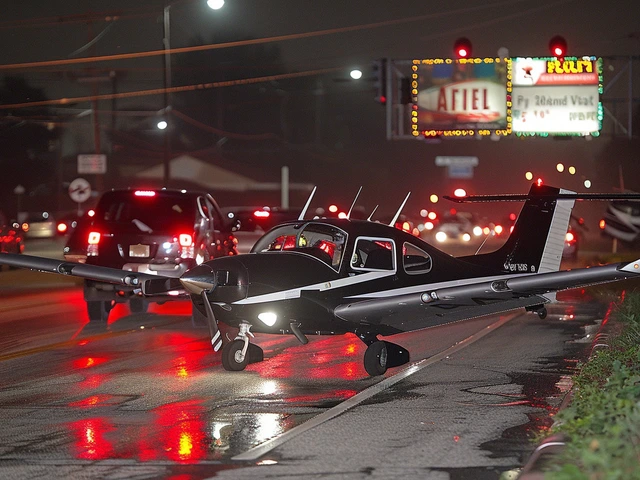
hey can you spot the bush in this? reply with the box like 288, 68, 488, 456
544, 292, 640, 479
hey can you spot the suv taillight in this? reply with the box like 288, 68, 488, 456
177, 233, 194, 259
87, 231, 101, 256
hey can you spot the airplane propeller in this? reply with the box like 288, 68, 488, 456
177, 265, 223, 352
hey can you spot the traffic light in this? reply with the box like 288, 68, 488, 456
453, 37, 472, 58
372, 58, 387, 105
549, 35, 567, 57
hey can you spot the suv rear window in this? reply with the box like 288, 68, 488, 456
96, 191, 196, 232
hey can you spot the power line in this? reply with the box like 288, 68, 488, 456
0, 67, 345, 109
0, 0, 531, 72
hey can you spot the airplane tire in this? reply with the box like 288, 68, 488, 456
364, 341, 388, 376
538, 307, 548, 319
130, 298, 148, 314
221, 340, 249, 371
87, 300, 112, 323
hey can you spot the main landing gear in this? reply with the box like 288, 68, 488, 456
359, 334, 410, 377
526, 305, 548, 319
221, 322, 264, 371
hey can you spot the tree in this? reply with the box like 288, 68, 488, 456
0, 76, 59, 208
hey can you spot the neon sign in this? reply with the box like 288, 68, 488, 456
411, 57, 511, 138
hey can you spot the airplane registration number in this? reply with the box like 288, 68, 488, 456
129, 244, 150, 258
505, 263, 533, 272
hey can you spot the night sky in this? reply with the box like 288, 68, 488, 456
1, 0, 639, 218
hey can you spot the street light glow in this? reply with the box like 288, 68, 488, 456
350, 69, 363, 80
157, 120, 168, 130
207, 0, 225, 9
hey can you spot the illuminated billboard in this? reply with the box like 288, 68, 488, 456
411, 58, 511, 138
511, 57, 603, 136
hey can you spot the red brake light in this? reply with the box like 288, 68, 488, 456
253, 210, 270, 218
87, 209, 95, 217
599, 219, 606, 230
178, 233, 193, 247
57, 223, 68, 233
565, 232, 575, 242
134, 190, 156, 197
88, 232, 101, 245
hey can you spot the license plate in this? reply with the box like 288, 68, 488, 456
129, 244, 150, 257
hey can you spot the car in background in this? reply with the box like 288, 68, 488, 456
76, 188, 238, 322
19, 211, 57, 239
0, 210, 24, 258
432, 211, 483, 244
223, 206, 301, 253
56, 211, 83, 236
563, 216, 586, 260
223, 206, 301, 233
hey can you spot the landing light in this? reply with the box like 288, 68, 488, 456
258, 312, 277, 326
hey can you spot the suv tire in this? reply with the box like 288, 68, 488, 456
130, 298, 149, 314
87, 300, 112, 323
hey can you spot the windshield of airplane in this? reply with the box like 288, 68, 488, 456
252, 222, 347, 270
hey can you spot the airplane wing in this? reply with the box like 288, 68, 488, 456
0, 253, 182, 294
334, 259, 640, 332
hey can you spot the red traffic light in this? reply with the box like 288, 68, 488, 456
453, 37, 472, 58
549, 35, 567, 57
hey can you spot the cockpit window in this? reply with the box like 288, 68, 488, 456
252, 222, 347, 271
402, 242, 432, 274
351, 237, 395, 271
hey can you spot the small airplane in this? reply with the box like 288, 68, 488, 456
3, 182, 640, 377
600, 193, 640, 243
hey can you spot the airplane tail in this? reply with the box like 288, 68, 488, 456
454, 183, 575, 274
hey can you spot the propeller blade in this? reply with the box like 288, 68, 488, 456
201, 290, 222, 352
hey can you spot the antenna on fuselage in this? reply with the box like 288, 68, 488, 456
389, 192, 411, 226
367, 205, 379, 222
346, 186, 362, 220
298, 186, 317, 221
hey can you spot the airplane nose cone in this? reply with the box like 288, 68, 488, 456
180, 264, 216, 294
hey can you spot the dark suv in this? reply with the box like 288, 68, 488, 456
81, 188, 238, 322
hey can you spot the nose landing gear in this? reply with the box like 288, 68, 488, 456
221, 322, 264, 371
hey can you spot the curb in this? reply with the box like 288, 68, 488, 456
517, 310, 614, 479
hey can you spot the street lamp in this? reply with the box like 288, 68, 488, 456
162, 0, 224, 187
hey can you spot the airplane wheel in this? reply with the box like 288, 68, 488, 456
538, 307, 548, 319
221, 340, 249, 371
130, 298, 148, 314
87, 300, 112, 323
364, 341, 388, 376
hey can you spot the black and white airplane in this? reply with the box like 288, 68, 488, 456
3, 182, 640, 376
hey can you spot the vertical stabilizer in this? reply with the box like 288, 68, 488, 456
465, 184, 575, 274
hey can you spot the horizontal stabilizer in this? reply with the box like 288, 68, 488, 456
445, 192, 640, 203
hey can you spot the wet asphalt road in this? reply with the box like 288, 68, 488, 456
0, 237, 625, 479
